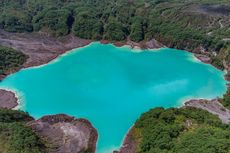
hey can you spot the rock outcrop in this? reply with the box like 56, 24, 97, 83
194, 54, 212, 63
28, 114, 98, 153
0, 89, 18, 109
185, 99, 230, 124
114, 129, 137, 153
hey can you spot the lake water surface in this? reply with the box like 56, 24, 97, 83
0, 42, 227, 153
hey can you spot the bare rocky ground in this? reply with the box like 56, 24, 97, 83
194, 54, 212, 63
28, 114, 98, 153
185, 99, 230, 124
0, 29, 92, 69
0, 30, 163, 71
0, 89, 18, 109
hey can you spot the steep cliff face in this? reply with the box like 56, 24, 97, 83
28, 114, 98, 153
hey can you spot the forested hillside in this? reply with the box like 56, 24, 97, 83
0, 0, 229, 67
129, 107, 230, 153
0, 109, 46, 153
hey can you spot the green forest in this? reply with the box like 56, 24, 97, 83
131, 107, 230, 153
0, 0, 229, 56
0, 0, 230, 68
0, 45, 27, 76
221, 90, 230, 110
0, 109, 46, 153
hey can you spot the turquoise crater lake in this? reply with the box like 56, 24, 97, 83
0, 42, 227, 153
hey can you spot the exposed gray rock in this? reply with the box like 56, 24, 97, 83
194, 54, 211, 63
185, 99, 230, 124
0, 89, 18, 109
28, 114, 98, 153
0, 29, 91, 69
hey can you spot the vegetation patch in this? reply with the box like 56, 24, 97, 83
0, 109, 46, 153
131, 107, 230, 153
0, 46, 27, 76
0, 0, 229, 68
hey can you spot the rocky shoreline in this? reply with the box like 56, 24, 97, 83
0, 89, 18, 109
100, 38, 164, 50
114, 128, 137, 153
28, 114, 98, 153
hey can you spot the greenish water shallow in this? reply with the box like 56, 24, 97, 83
0, 42, 227, 153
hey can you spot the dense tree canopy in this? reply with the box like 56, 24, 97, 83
0, 45, 27, 76
104, 20, 127, 41
130, 17, 145, 42
132, 107, 230, 153
221, 90, 230, 109
0, 108, 33, 122
33, 8, 72, 36
0, 109, 45, 153
0, 0, 229, 52
1, 0, 229, 69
